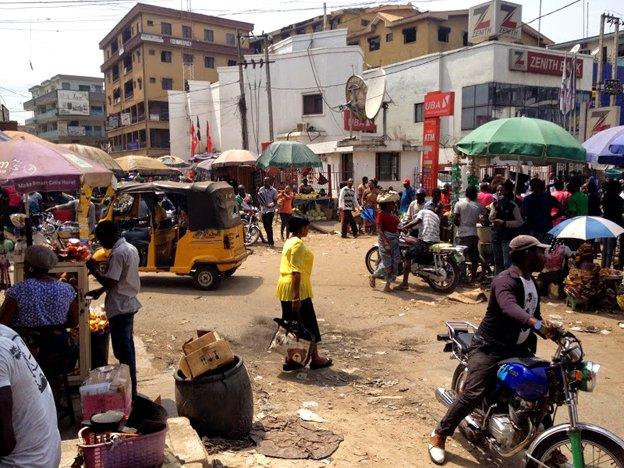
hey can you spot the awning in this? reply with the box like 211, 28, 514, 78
307, 141, 354, 155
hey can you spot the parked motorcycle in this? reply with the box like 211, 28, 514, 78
364, 234, 466, 293
435, 321, 624, 466
240, 208, 261, 246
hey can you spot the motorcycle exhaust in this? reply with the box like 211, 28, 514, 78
435, 388, 481, 431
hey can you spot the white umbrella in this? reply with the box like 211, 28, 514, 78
548, 216, 624, 240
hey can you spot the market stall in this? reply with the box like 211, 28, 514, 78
0, 137, 114, 382
257, 141, 332, 217
116, 154, 181, 180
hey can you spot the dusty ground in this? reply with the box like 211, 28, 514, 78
109, 231, 624, 467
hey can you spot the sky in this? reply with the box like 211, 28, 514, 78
0, 0, 620, 123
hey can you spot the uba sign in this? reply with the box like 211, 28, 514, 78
424, 91, 455, 118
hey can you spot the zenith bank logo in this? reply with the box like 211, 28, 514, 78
500, 3, 518, 29
474, 5, 491, 30
591, 111, 611, 134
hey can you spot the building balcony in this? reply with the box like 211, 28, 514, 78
38, 130, 59, 140
35, 108, 58, 120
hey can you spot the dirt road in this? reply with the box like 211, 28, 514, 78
127, 233, 624, 466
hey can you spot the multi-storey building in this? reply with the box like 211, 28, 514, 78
252, 4, 552, 68
23, 75, 106, 146
99, 3, 253, 156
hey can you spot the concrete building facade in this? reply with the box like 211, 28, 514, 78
252, 4, 552, 69
99, 3, 253, 157
23, 74, 106, 146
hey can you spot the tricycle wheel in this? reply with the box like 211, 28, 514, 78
192, 265, 221, 290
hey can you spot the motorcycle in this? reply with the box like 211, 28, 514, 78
240, 208, 261, 246
435, 321, 624, 466
364, 233, 466, 293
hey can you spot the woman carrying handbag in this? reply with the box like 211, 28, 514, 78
274, 215, 332, 372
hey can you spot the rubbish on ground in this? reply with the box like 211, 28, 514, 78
447, 289, 487, 304
570, 325, 602, 334
301, 401, 318, 409
202, 436, 254, 455
250, 417, 343, 460
619, 322, 624, 329
600, 329, 612, 335
297, 408, 326, 423
177, 330, 235, 379
548, 314, 563, 320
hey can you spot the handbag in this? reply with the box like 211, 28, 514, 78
268, 318, 312, 366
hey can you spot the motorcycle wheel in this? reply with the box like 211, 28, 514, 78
365, 246, 380, 274
245, 226, 260, 246
426, 258, 460, 293
526, 428, 624, 468
451, 364, 467, 395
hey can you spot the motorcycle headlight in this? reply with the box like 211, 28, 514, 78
578, 361, 600, 392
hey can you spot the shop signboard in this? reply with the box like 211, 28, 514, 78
120, 112, 131, 126
469, 0, 522, 44
586, 106, 621, 138
342, 109, 376, 132
57, 90, 89, 116
424, 91, 455, 118
170, 38, 192, 47
141, 33, 164, 43
509, 49, 583, 78
67, 126, 86, 136
422, 118, 440, 193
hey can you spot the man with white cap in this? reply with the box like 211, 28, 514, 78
428, 235, 558, 464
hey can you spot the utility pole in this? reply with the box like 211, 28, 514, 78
263, 34, 274, 141
596, 13, 605, 108
323, 3, 328, 31
610, 16, 620, 107
537, 0, 542, 47
236, 31, 249, 150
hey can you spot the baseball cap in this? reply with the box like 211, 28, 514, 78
403, 178, 410, 185
509, 235, 549, 252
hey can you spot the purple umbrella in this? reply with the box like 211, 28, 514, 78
0, 139, 83, 193
583, 125, 624, 165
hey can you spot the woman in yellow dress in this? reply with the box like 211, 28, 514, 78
276, 215, 332, 371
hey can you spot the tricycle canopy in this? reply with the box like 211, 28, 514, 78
116, 181, 239, 231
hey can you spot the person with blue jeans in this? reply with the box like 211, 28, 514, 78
87, 221, 141, 396
489, 183, 523, 274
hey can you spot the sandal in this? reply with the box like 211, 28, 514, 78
310, 358, 333, 370
282, 361, 304, 372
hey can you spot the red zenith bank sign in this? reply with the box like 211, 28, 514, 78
509, 49, 583, 78
422, 91, 454, 192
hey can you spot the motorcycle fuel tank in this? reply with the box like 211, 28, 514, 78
496, 361, 549, 401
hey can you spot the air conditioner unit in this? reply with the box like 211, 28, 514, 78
296, 122, 309, 132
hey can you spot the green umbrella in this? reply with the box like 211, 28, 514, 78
454, 117, 586, 163
257, 141, 322, 169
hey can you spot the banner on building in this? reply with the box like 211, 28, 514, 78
343, 110, 377, 132
509, 49, 584, 78
586, 106, 621, 138
120, 112, 131, 126
57, 90, 90, 116
424, 91, 455, 118
422, 118, 440, 193
67, 126, 86, 136
468, 0, 522, 44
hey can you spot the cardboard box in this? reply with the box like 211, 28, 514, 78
178, 331, 235, 379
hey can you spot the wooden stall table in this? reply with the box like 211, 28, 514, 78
14, 261, 91, 385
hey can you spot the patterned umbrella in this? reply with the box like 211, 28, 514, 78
212, 149, 257, 168
548, 216, 624, 240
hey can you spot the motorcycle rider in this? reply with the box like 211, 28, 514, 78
237, 184, 266, 244
394, 204, 440, 291
428, 235, 558, 464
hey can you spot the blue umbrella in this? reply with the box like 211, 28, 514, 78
548, 216, 624, 240
583, 125, 624, 165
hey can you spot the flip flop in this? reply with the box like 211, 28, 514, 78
310, 358, 333, 370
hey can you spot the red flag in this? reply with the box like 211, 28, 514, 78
206, 121, 213, 154
190, 122, 198, 156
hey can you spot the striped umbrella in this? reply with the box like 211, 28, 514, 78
548, 216, 624, 240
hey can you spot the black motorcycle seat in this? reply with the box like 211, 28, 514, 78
499, 357, 549, 369
455, 332, 473, 353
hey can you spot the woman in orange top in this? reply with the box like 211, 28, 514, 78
278, 185, 294, 241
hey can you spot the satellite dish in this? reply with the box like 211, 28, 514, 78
365, 68, 386, 120
569, 44, 581, 54
345, 75, 367, 120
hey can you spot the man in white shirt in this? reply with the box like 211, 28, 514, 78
338, 178, 362, 239
0, 324, 61, 467
87, 220, 141, 396
454, 186, 487, 281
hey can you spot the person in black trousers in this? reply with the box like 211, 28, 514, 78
258, 177, 278, 247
